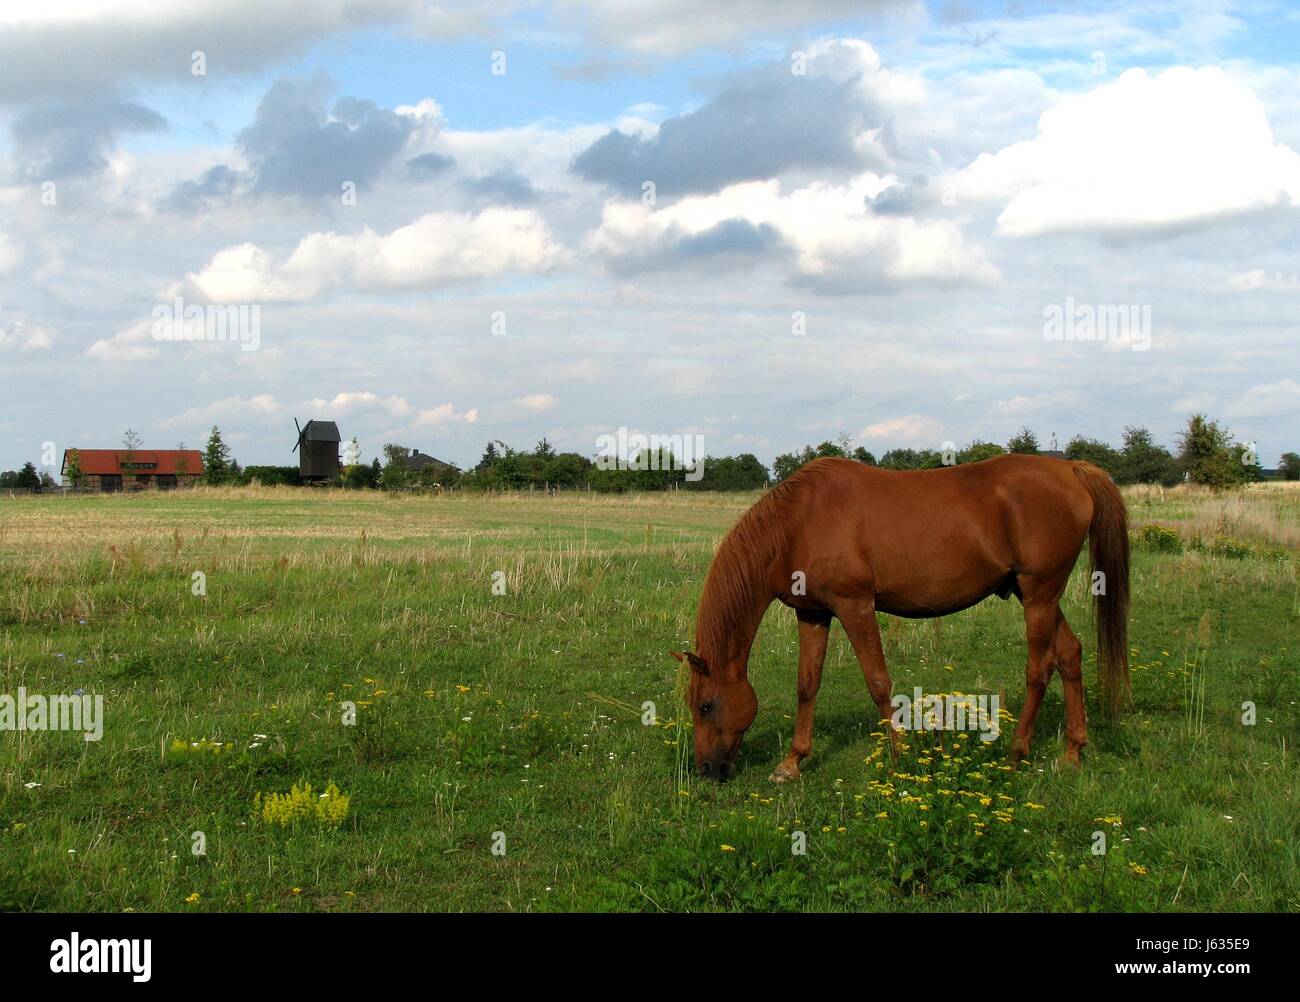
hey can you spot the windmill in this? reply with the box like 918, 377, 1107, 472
292, 418, 342, 483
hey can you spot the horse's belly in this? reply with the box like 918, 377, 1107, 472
874, 568, 1008, 619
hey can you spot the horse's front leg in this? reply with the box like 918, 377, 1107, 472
770, 608, 832, 783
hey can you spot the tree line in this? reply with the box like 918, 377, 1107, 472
771, 416, 1297, 488
7, 413, 1297, 492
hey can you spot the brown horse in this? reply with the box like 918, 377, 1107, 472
671, 454, 1129, 781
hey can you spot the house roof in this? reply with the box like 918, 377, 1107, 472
406, 451, 459, 472
63, 449, 205, 476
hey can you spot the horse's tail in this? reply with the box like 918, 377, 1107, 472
1070, 462, 1131, 715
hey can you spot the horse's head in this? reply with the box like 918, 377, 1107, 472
671, 651, 757, 781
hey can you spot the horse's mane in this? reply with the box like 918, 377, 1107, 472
696, 459, 839, 668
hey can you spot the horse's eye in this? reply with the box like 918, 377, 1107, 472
699, 701, 714, 715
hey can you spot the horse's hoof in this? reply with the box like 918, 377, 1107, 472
769, 765, 799, 783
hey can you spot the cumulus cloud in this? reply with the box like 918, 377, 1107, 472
956, 66, 1300, 237
585, 174, 998, 289
1222, 379, 1300, 420
173, 207, 569, 302
161, 394, 281, 429
302, 391, 477, 429
239, 75, 418, 198
164, 74, 430, 208
0, 319, 52, 353
859, 415, 945, 445
87, 319, 158, 361
0, 233, 21, 272
407, 152, 455, 180
560, 0, 901, 57
515, 393, 558, 412
10, 98, 166, 179
1226, 269, 1300, 292
573, 39, 917, 196
0, 2, 482, 101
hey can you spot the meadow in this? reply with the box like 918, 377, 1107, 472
0, 481, 1296, 912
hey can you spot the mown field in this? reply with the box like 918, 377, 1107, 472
0, 482, 1296, 912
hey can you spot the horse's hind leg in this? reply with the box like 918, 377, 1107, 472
1054, 614, 1087, 766
771, 608, 831, 783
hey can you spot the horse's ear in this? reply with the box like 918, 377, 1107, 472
670, 651, 709, 676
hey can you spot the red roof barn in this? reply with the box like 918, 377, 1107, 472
62, 449, 205, 492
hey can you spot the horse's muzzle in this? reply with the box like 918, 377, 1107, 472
697, 757, 734, 781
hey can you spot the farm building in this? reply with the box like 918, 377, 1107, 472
61, 449, 204, 492
294, 419, 342, 482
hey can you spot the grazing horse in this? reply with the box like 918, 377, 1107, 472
671, 454, 1129, 781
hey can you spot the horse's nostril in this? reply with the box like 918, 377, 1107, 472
699, 761, 712, 775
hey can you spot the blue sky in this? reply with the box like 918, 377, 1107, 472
0, 1, 1297, 475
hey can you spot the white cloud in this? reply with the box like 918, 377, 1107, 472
0, 319, 52, 352
86, 319, 157, 360
302, 391, 477, 429
560, 1, 897, 57
992, 391, 1083, 417
0, 233, 21, 272
1226, 269, 1300, 292
515, 393, 558, 412
175, 208, 569, 303
160, 393, 281, 429
586, 174, 999, 288
0, 2, 483, 100
1223, 379, 1300, 420
412, 403, 477, 427
859, 415, 944, 445
957, 66, 1300, 237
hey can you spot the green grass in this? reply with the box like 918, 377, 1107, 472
0, 485, 1296, 912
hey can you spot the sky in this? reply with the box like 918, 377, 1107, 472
0, 0, 1297, 475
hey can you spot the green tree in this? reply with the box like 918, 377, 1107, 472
1064, 436, 1121, 474
681, 454, 769, 491
202, 426, 232, 484
476, 441, 501, 472
880, 448, 941, 470
121, 428, 143, 488
16, 462, 40, 489
1177, 414, 1249, 487
1006, 427, 1039, 455
1115, 426, 1179, 485
958, 441, 1005, 464
64, 448, 83, 487
380, 444, 412, 490
1279, 452, 1300, 481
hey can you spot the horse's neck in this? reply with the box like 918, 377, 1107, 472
697, 539, 783, 675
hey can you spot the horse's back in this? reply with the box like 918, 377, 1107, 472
782, 455, 1093, 615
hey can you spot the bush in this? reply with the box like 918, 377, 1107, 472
1207, 536, 1253, 560
1136, 525, 1183, 554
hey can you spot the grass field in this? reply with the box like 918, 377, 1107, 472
1, 482, 1296, 912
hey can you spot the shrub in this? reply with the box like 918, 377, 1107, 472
1136, 525, 1183, 554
